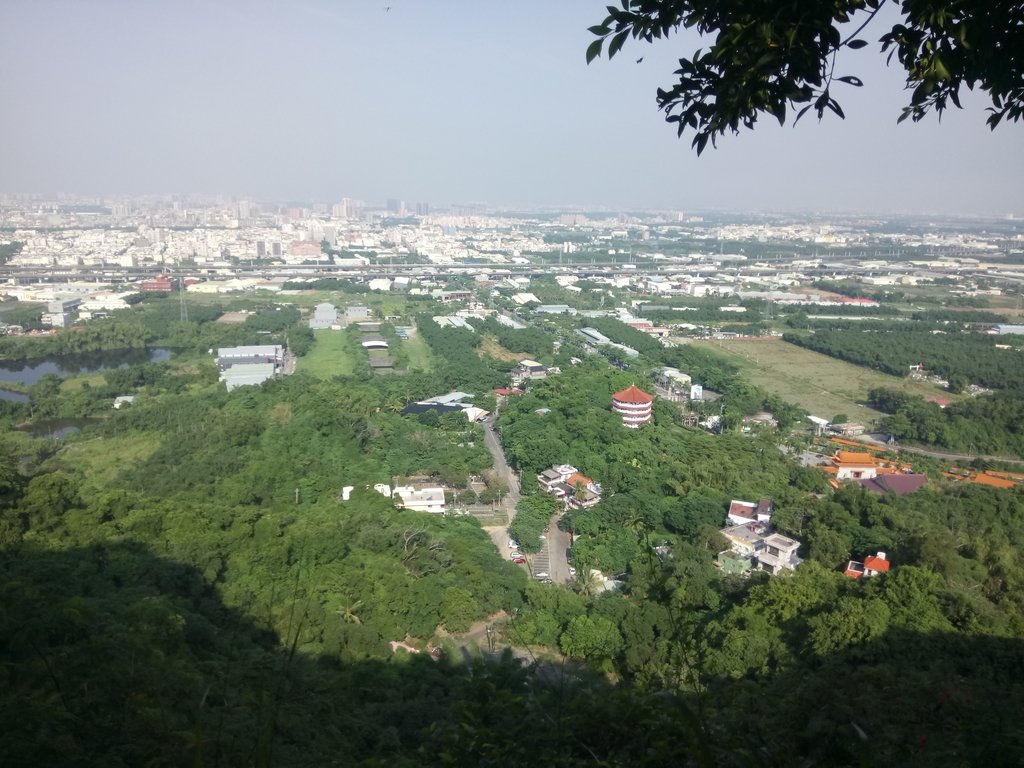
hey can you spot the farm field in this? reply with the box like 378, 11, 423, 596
693, 338, 955, 421
402, 329, 433, 371
300, 330, 358, 379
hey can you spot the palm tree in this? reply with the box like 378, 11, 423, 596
573, 481, 588, 505
336, 599, 364, 625
573, 566, 603, 598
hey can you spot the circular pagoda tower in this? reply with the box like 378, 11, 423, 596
611, 384, 653, 428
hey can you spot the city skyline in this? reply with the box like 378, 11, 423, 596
1, 0, 1022, 216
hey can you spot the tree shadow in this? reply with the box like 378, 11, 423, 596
695, 625, 1024, 766
0, 541, 708, 766
2, 541, 1021, 766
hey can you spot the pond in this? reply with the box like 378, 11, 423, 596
16, 417, 101, 440
0, 348, 173, 397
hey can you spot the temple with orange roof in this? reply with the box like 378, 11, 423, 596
821, 450, 907, 488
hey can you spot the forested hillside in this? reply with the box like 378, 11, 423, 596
1, 295, 1023, 765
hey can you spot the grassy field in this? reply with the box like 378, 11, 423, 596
402, 330, 433, 371
62, 433, 161, 491
478, 335, 522, 363
693, 338, 957, 421
299, 330, 359, 379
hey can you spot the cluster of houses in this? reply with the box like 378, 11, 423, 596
716, 496, 900, 580
716, 499, 803, 576
536, 464, 603, 509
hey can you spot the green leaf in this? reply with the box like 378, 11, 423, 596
608, 30, 629, 58
846, 39, 869, 50
588, 25, 611, 36
836, 76, 863, 87
586, 39, 604, 64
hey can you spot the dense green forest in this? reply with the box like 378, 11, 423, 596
1, 294, 1023, 765
784, 329, 1024, 391
869, 387, 1024, 457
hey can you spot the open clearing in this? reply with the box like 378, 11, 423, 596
693, 338, 955, 420
402, 329, 433, 371
478, 335, 522, 363
300, 330, 358, 378
63, 433, 161, 491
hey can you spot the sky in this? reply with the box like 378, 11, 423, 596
1, 0, 1021, 215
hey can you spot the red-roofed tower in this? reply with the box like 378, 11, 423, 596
611, 385, 653, 428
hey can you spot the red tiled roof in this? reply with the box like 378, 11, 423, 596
835, 451, 877, 466
843, 561, 866, 579
612, 385, 653, 404
566, 472, 592, 488
864, 555, 891, 573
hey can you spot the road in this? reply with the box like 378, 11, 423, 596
481, 415, 520, 503
479, 415, 522, 556
850, 432, 1024, 466
544, 517, 573, 585
478, 415, 574, 584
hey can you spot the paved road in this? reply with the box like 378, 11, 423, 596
481, 416, 521, 505
849, 433, 1024, 466
480, 415, 523, 558
478, 415, 575, 584
545, 517, 573, 585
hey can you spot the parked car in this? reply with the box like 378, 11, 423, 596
512, 556, 526, 564
534, 571, 549, 579
508, 539, 520, 549
568, 567, 576, 576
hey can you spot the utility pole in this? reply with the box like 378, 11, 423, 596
178, 271, 188, 322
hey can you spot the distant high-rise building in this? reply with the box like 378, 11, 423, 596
256, 241, 266, 258
386, 198, 406, 215
271, 242, 282, 257
237, 200, 251, 220
415, 202, 429, 216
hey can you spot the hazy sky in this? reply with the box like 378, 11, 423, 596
1, 0, 1021, 215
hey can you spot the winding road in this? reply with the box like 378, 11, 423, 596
479, 414, 573, 584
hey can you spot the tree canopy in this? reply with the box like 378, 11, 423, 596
587, 0, 1024, 153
